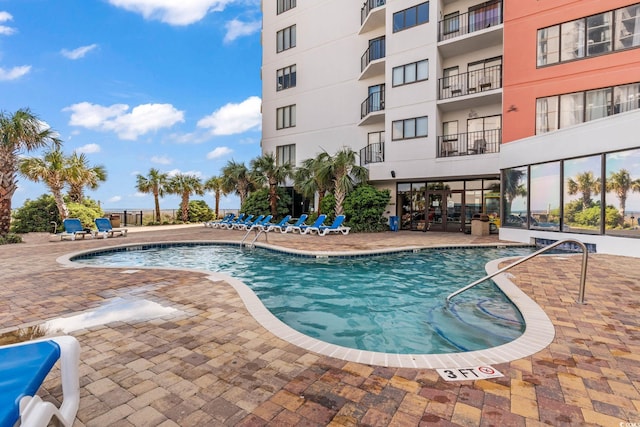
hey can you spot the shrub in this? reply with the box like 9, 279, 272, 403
343, 185, 391, 232
185, 200, 214, 222
0, 233, 23, 245
11, 194, 60, 233
241, 187, 292, 218
319, 194, 335, 222
67, 199, 104, 229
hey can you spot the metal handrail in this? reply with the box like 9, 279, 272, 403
446, 239, 589, 306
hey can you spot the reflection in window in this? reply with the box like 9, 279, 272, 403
502, 167, 528, 229
615, 4, 640, 50
560, 19, 585, 61
536, 96, 559, 133
586, 87, 612, 121
560, 92, 584, 128
530, 162, 560, 231
537, 26, 560, 66
614, 83, 640, 113
563, 156, 602, 234
605, 148, 640, 236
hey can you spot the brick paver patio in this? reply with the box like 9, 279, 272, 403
1, 225, 639, 426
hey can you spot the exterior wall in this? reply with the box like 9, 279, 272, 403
502, 0, 640, 143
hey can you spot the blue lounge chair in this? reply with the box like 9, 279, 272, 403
214, 213, 245, 229
0, 336, 80, 427
233, 215, 264, 230
60, 218, 93, 241
262, 215, 292, 232
280, 214, 309, 233
205, 213, 234, 228
220, 214, 251, 230
312, 215, 351, 236
299, 214, 327, 234
240, 215, 272, 231
94, 217, 128, 239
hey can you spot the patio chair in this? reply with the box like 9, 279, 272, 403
276, 214, 308, 233
94, 217, 128, 239
232, 215, 264, 230
310, 215, 351, 236
297, 214, 328, 235
60, 218, 93, 241
220, 214, 252, 230
0, 336, 80, 427
239, 215, 272, 231
214, 213, 245, 229
261, 215, 292, 232
204, 213, 234, 228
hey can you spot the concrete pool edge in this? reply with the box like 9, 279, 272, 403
57, 241, 556, 369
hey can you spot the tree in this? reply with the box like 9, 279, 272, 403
241, 187, 291, 218
503, 168, 527, 218
567, 171, 601, 211
167, 173, 204, 222
606, 169, 640, 227
318, 147, 368, 217
221, 160, 254, 207
0, 108, 60, 235
67, 152, 107, 203
294, 152, 332, 215
136, 168, 169, 223
204, 176, 226, 218
19, 147, 70, 220
250, 153, 292, 217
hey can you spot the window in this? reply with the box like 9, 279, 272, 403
614, 82, 640, 113
277, 25, 296, 53
392, 59, 428, 86
559, 92, 584, 128
277, 65, 296, 91
276, 144, 296, 165
468, 0, 502, 32
536, 96, 559, 134
502, 167, 528, 229
560, 18, 586, 61
530, 162, 560, 231
585, 87, 612, 121
537, 26, 560, 66
467, 56, 501, 92
393, 2, 429, 32
392, 116, 428, 140
443, 12, 459, 35
615, 4, 640, 50
605, 148, 640, 236
586, 12, 612, 56
276, 105, 296, 129
442, 121, 458, 140
563, 155, 602, 234
277, 0, 296, 14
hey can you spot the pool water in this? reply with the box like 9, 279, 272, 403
75, 245, 536, 354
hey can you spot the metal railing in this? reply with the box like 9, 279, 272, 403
361, 85, 385, 118
438, 1, 503, 41
446, 239, 589, 306
439, 65, 502, 100
361, 0, 386, 25
361, 37, 385, 72
360, 142, 385, 165
437, 129, 501, 157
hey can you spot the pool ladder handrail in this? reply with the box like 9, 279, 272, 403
240, 227, 267, 248
446, 239, 589, 306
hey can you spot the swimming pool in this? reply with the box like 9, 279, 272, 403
72, 244, 538, 355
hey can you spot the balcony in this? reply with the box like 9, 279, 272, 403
438, 1, 503, 57
360, 36, 385, 80
436, 129, 501, 158
439, 65, 502, 100
360, 142, 385, 166
360, 85, 385, 125
360, 0, 386, 34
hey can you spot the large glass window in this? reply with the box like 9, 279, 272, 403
605, 148, 640, 237
530, 162, 561, 231
536, 96, 559, 134
277, 0, 296, 14
393, 2, 429, 33
392, 59, 428, 87
614, 83, 640, 113
502, 167, 528, 228
563, 156, 602, 234
537, 26, 560, 66
585, 87, 612, 121
276, 25, 296, 53
615, 4, 640, 50
560, 18, 586, 61
586, 12, 612, 56
392, 116, 428, 140
276, 144, 296, 165
559, 92, 584, 128
468, 0, 502, 32
276, 65, 296, 91
276, 105, 296, 129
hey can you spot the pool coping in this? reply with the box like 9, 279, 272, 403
57, 240, 557, 369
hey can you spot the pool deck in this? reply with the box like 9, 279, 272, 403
2, 225, 640, 426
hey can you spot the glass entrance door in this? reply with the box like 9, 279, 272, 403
426, 191, 464, 232
446, 192, 463, 232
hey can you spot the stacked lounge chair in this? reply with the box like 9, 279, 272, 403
306, 215, 351, 236
204, 213, 235, 228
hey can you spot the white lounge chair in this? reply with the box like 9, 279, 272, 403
0, 336, 80, 427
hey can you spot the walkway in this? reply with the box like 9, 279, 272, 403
1, 226, 639, 426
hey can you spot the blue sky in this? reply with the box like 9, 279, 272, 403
1, 0, 262, 211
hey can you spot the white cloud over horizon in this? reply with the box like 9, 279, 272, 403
0, 65, 31, 81
206, 146, 233, 159
197, 96, 261, 136
107, 0, 232, 26
61, 44, 99, 60
224, 19, 260, 43
64, 102, 185, 140
0, 11, 16, 35
150, 155, 172, 165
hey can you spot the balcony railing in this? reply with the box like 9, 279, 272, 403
438, 65, 502, 100
361, 85, 385, 118
361, 0, 386, 25
438, 1, 503, 41
361, 37, 385, 72
360, 142, 385, 165
437, 129, 501, 158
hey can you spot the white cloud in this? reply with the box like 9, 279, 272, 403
224, 19, 260, 43
0, 65, 31, 81
150, 155, 172, 165
61, 44, 98, 60
166, 169, 203, 178
0, 11, 15, 35
0, 11, 12, 21
197, 96, 261, 136
107, 0, 232, 25
108, 196, 122, 203
206, 146, 233, 159
64, 102, 185, 140
76, 143, 101, 154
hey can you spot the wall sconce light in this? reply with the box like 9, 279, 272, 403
507, 104, 518, 112
391, 170, 396, 178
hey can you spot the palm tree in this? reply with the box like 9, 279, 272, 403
221, 160, 255, 208
318, 147, 368, 217
204, 176, 226, 218
0, 108, 60, 235
294, 152, 332, 215
250, 153, 293, 217
567, 171, 601, 211
19, 147, 70, 220
503, 168, 527, 217
67, 152, 107, 203
166, 173, 204, 222
606, 169, 640, 226
136, 168, 169, 223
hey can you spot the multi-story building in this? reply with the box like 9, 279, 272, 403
261, 0, 640, 256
